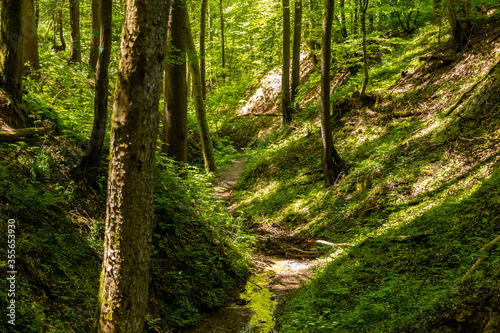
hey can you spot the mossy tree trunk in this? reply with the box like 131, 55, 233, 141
200, 0, 208, 99
22, 0, 40, 74
291, 0, 302, 109
94, 0, 169, 330
321, 0, 344, 186
0, 0, 24, 103
78, 0, 112, 179
185, 7, 217, 173
163, 0, 188, 163
89, 0, 102, 70
282, 0, 292, 125
445, 0, 471, 51
360, 0, 369, 99
69, 0, 81, 63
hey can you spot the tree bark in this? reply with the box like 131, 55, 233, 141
219, 0, 226, 81
321, 0, 344, 186
69, 0, 81, 63
340, 0, 348, 39
53, 0, 66, 52
360, 0, 369, 99
0, 0, 24, 103
445, 0, 471, 51
200, 0, 208, 99
163, 0, 188, 163
282, 0, 292, 125
22, 0, 40, 74
89, 0, 102, 70
78, 0, 112, 178
94, 0, 169, 331
185, 9, 217, 173
291, 0, 302, 109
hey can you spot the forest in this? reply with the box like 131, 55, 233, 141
0, 0, 499, 332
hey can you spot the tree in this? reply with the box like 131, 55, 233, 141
321, 0, 344, 185
445, 0, 471, 51
94, 0, 169, 330
53, 0, 66, 52
163, 0, 188, 163
69, 0, 81, 63
89, 0, 102, 69
291, 0, 302, 108
360, 0, 369, 99
185, 6, 217, 173
0, 0, 24, 103
282, 0, 292, 125
219, 0, 226, 81
78, 0, 112, 178
340, 0, 348, 39
22, 0, 40, 73
200, 0, 208, 99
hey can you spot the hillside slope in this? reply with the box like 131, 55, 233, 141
230, 19, 500, 332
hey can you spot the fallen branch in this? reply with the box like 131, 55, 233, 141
464, 234, 500, 278
316, 240, 355, 247
288, 246, 323, 255
0, 125, 54, 142
362, 233, 434, 244
239, 113, 281, 117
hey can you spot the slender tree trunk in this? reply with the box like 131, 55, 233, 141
432, 0, 442, 22
89, 0, 102, 69
200, 0, 208, 99
78, 0, 112, 178
22, 0, 40, 74
445, 0, 471, 50
53, 1, 66, 52
353, 0, 359, 35
360, 0, 369, 99
69, 0, 81, 63
340, 0, 348, 39
219, 0, 226, 81
0, 0, 24, 103
95, 0, 169, 331
291, 0, 302, 109
163, 0, 188, 163
185, 9, 217, 173
321, 0, 344, 186
282, 0, 292, 124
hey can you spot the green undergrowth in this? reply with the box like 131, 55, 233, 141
230, 20, 500, 332
0, 139, 253, 331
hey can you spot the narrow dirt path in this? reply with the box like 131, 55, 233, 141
184, 157, 321, 333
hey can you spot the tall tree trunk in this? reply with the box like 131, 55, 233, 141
282, 0, 292, 125
340, 0, 348, 39
291, 0, 302, 109
0, 0, 24, 103
94, 0, 169, 331
321, 0, 344, 186
89, 0, 102, 70
200, 0, 208, 99
163, 0, 188, 163
69, 0, 81, 63
22, 0, 40, 74
360, 0, 369, 99
78, 0, 112, 178
185, 9, 217, 173
219, 0, 226, 81
353, 0, 359, 35
445, 0, 471, 50
53, 1, 66, 52
432, 0, 442, 22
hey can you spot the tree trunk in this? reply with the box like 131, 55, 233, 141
185, 9, 217, 173
89, 0, 102, 70
78, 0, 112, 179
22, 0, 40, 74
0, 0, 24, 103
291, 0, 302, 109
163, 0, 188, 163
433, 0, 442, 22
282, 0, 292, 125
219, 0, 226, 81
53, 1, 66, 52
0, 125, 54, 142
321, 0, 344, 186
95, 0, 169, 331
69, 0, 81, 63
340, 0, 348, 39
446, 0, 471, 51
200, 0, 208, 99
360, 0, 369, 99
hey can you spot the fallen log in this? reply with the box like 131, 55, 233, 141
464, 234, 500, 278
316, 240, 355, 247
0, 125, 54, 143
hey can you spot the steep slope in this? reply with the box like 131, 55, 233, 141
229, 19, 500, 332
